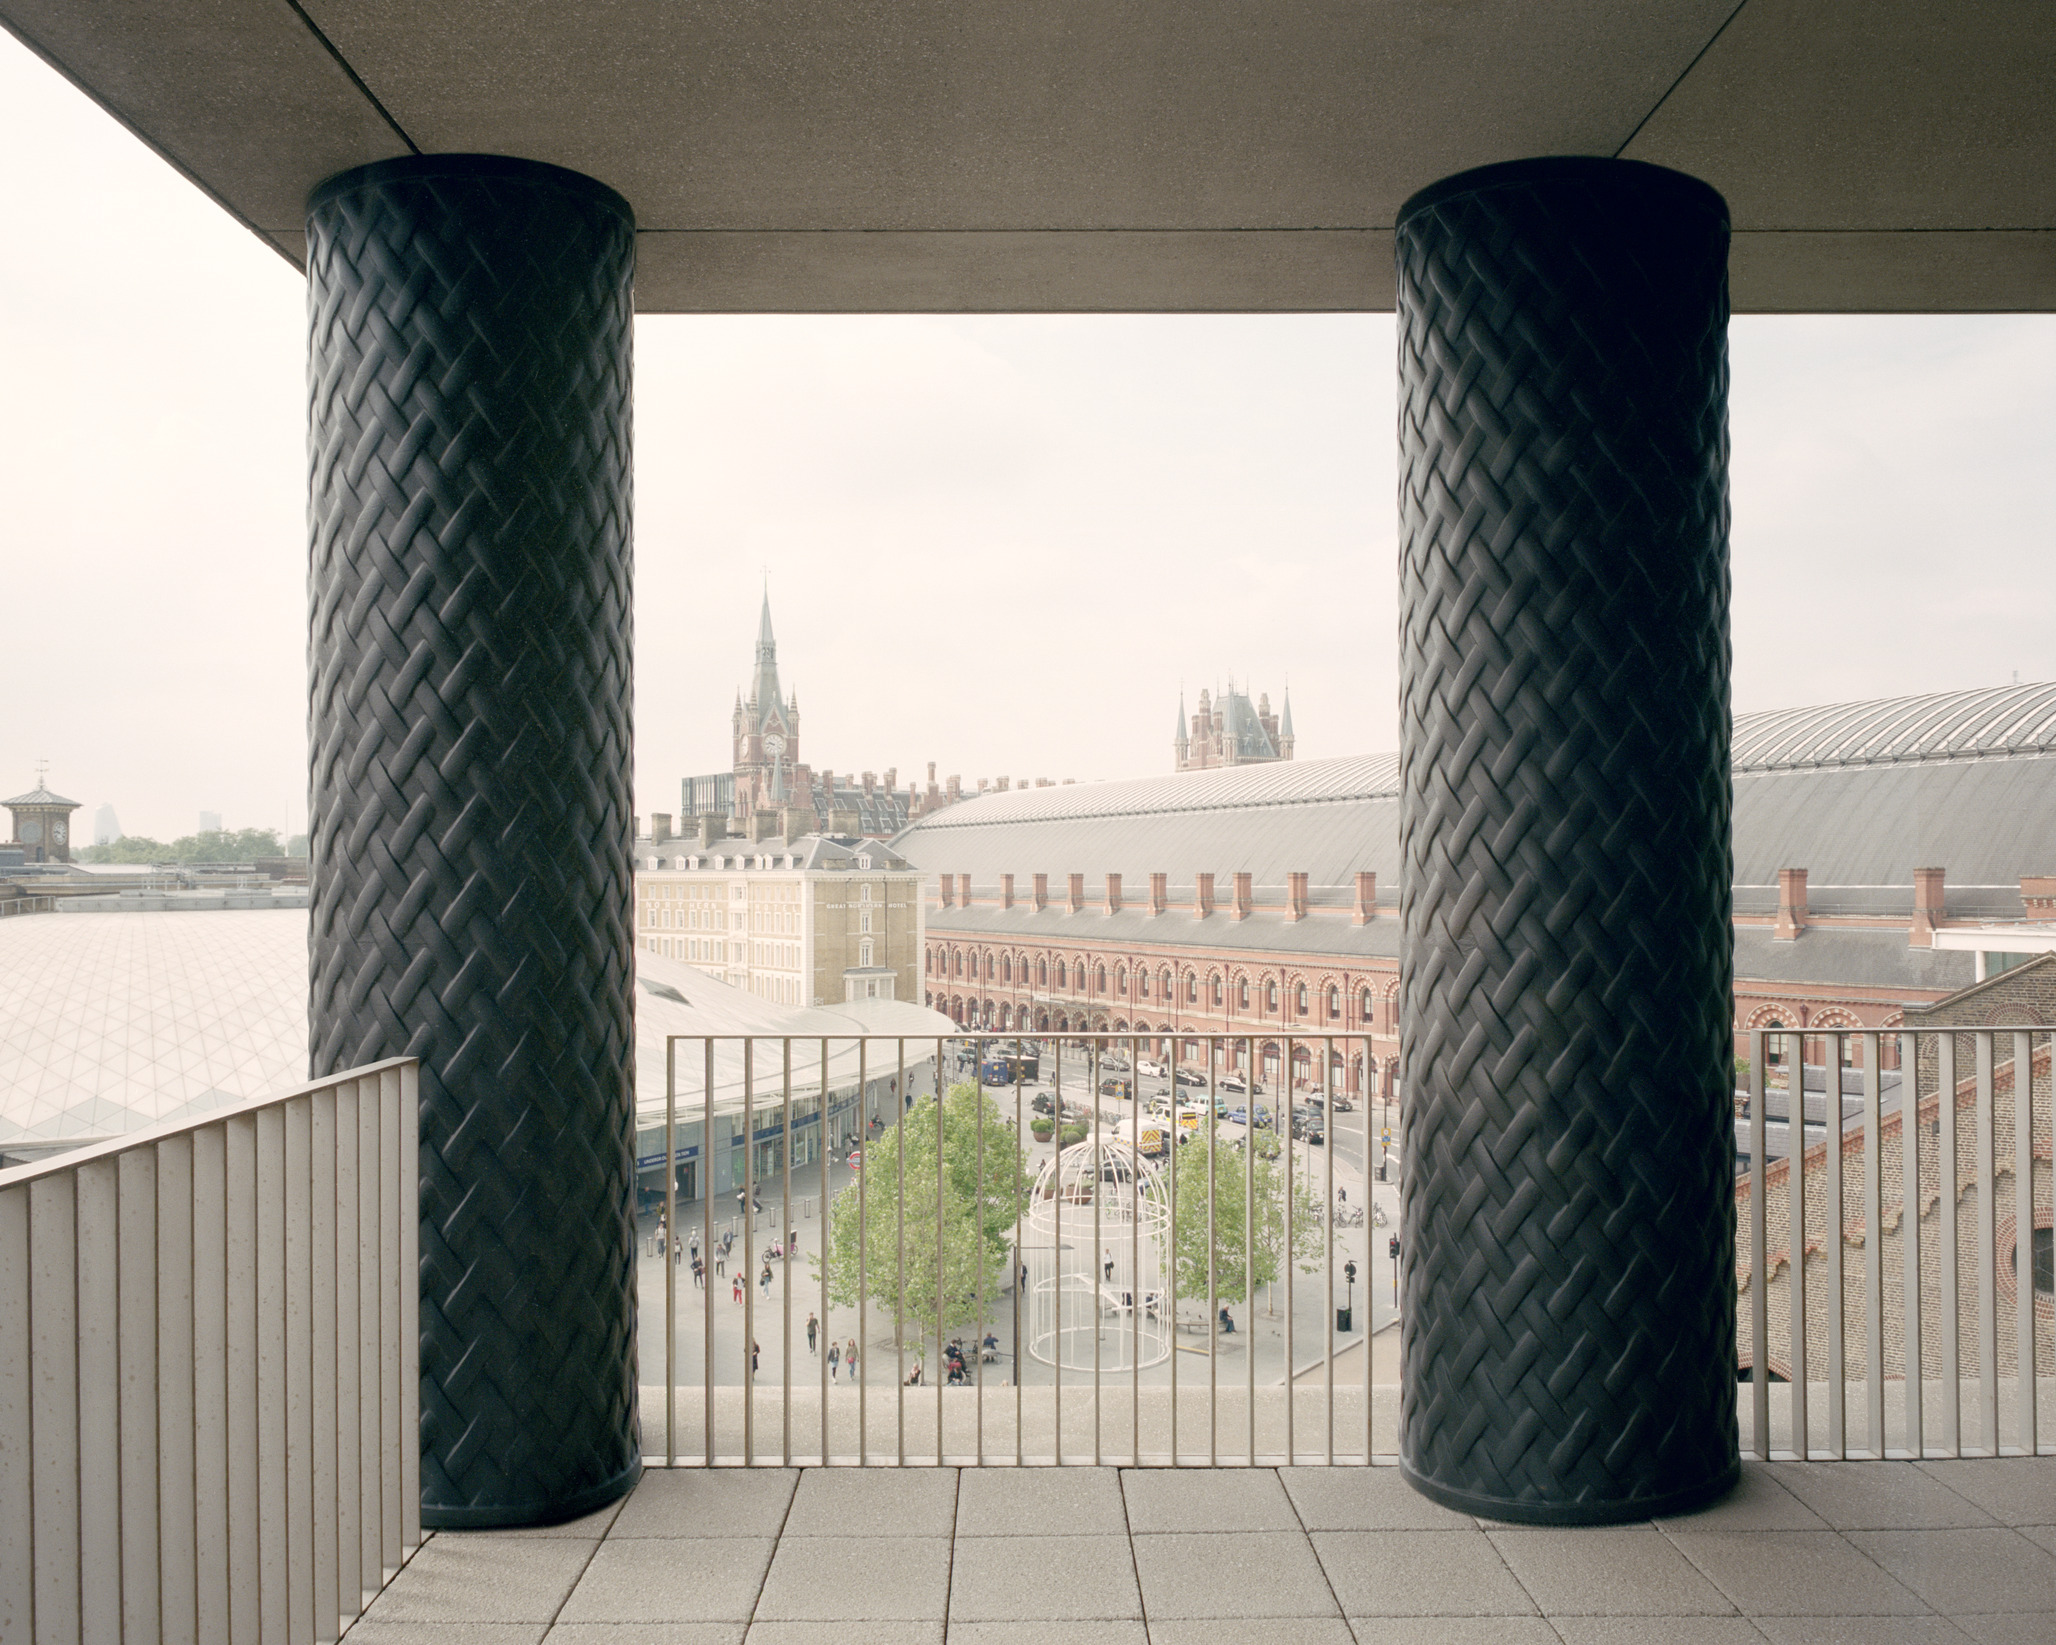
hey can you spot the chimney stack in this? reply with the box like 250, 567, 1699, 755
1001, 873, 1015, 910
1232, 871, 1253, 920
1150, 872, 1168, 916
1033, 873, 1049, 912
652, 813, 673, 844
1194, 873, 1215, 919
1354, 871, 1377, 924
1909, 866, 1946, 947
1774, 868, 1808, 940
1067, 872, 1084, 914
1288, 871, 1308, 921
1105, 873, 1122, 915
938, 875, 955, 909
697, 814, 721, 848
957, 873, 972, 907
2022, 874, 2056, 919
752, 809, 778, 843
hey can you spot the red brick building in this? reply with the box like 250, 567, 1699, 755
896, 684, 2056, 1098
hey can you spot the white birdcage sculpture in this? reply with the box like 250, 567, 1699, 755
1022, 1135, 1171, 1373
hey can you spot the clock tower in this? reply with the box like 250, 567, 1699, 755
731, 592, 802, 818
6, 770, 82, 864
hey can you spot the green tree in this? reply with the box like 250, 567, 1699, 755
77, 827, 284, 864
78, 836, 170, 863
1166, 1131, 1322, 1307
817, 1082, 1031, 1351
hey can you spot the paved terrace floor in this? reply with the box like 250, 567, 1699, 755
343, 1458, 2056, 1644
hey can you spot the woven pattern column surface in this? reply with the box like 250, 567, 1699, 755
1395, 157, 1738, 1524
306, 156, 639, 1527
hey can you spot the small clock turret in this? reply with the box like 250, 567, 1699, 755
5, 774, 83, 864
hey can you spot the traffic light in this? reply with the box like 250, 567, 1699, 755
1344, 1260, 1357, 1286
1388, 1235, 1400, 1261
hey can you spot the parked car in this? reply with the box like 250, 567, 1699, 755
1032, 1092, 1085, 1119
1290, 1107, 1326, 1144
1100, 1055, 1131, 1073
1226, 1104, 1272, 1128
1174, 1067, 1207, 1088
1137, 1058, 1168, 1079
1099, 1076, 1133, 1098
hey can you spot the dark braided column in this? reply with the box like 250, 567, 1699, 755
306, 156, 639, 1527
1395, 157, 1738, 1524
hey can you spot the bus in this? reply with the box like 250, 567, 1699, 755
979, 1050, 1041, 1086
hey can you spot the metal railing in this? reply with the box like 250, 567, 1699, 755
0, 1058, 420, 1644
642, 1027, 2053, 1467
647, 1031, 1398, 1466
1743, 1027, 2052, 1459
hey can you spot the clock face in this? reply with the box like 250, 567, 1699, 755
763, 734, 786, 757
19, 819, 41, 844
52, 819, 67, 843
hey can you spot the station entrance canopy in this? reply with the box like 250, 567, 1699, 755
3, 1, 2050, 313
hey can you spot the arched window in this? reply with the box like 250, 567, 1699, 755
1138, 969, 1150, 997
1161, 969, 1173, 1001
985, 952, 995, 980
1001, 953, 1011, 982
1115, 966, 1126, 993
1210, 975, 1222, 1007
1056, 960, 1068, 989
1360, 986, 1372, 1021
1296, 983, 1309, 1015
1266, 980, 1279, 1012
1185, 972, 1198, 1004
1095, 964, 1107, 993
1238, 977, 1250, 1010
925, 951, 934, 974
953, 950, 963, 976
1328, 985, 1340, 1019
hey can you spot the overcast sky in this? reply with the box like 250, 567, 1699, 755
3, 33, 2051, 845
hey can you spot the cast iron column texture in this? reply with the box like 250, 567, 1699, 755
1395, 157, 1738, 1524
306, 156, 640, 1527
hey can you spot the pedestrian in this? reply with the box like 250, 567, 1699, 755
691, 1255, 705, 1290
733, 1274, 743, 1305
760, 1262, 773, 1299
846, 1339, 858, 1380
1104, 1252, 1114, 1282
751, 1339, 760, 1380
654, 1211, 667, 1259
689, 1228, 700, 1263
807, 1312, 818, 1353
828, 1342, 840, 1382
714, 1247, 726, 1279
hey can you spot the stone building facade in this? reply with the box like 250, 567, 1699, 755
634, 832, 923, 1007
1175, 681, 1293, 772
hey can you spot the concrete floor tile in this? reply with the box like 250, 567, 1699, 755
780, 1469, 959, 1537
1913, 1458, 2056, 1527
458, 1497, 625, 1539
948, 1532, 1142, 1620
1122, 1469, 1302, 1533
1547, 1621, 1765, 1645
1280, 1467, 1475, 1531
1312, 1529, 1534, 1618
554, 1538, 775, 1624
1488, 1527, 1737, 1615
2019, 1524, 2056, 1558
744, 1626, 941, 1645
954, 1467, 1130, 1536
1766, 1463, 1997, 1530
345, 1627, 548, 1645
1752, 1619, 1977, 1645
1665, 1531, 1927, 1616
1344, 1622, 1560, 1645
546, 1629, 747, 1644
1657, 1464, 1829, 1531
1132, 1531, 1339, 1618
753, 1535, 952, 1621
1151, 1621, 1354, 1645
952, 1626, 1144, 1645
608, 1470, 798, 1538
361, 1539, 599, 1624
1846, 1528, 2056, 1615
1950, 1616, 2056, 1645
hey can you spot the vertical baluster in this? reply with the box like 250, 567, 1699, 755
942, 1039, 952, 1466
2014, 1032, 2038, 1457
157, 1133, 199, 1645
284, 1095, 315, 1642
117, 1145, 162, 1644
1938, 1033, 1959, 1454
1365, 1032, 1375, 1464
1788, 1031, 1808, 1458
1093, 1037, 1103, 1468
225, 1114, 260, 1639
399, 1064, 421, 1557
1281, 1033, 1292, 1465
1826, 1032, 1845, 1457
1207, 1039, 1218, 1466
1054, 1038, 1063, 1465
309, 1090, 339, 1642
783, 1039, 795, 1468
1167, 1028, 1178, 1466
75, 1157, 121, 1645
1749, 1032, 1768, 1457
29, 1171, 81, 1645
0, 1185, 31, 1644
1247, 1037, 1257, 1467
743, 1039, 756, 1465
1130, 1031, 1141, 1468
1324, 1032, 1336, 1467
378, 1072, 404, 1574
1864, 1036, 1884, 1457
664, 1038, 677, 1469
704, 1040, 716, 1467
1901, 1032, 1923, 1457
1014, 1040, 1025, 1467
356, 1087, 382, 1602
1975, 1032, 1998, 1453
195, 1123, 233, 1638
857, 1040, 868, 1467
332, 1084, 362, 1622
976, 1036, 989, 1468
820, 1040, 831, 1466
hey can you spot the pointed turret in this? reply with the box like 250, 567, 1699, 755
1279, 685, 1295, 759
750, 592, 783, 724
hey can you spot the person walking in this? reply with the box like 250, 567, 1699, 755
732, 1273, 744, 1305
714, 1245, 726, 1279
691, 1254, 705, 1290
846, 1339, 858, 1381
689, 1228, 700, 1266
654, 1211, 666, 1260
806, 1312, 819, 1353
751, 1339, 760, 1380
759, 1261, 773, 1299
828, 1341, 840, 1382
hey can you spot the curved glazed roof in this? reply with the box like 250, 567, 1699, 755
894, 686, 2056, 895
1730, 683, 2056, 773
